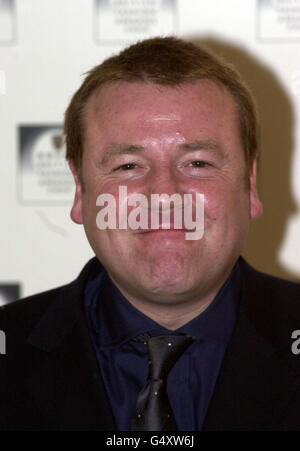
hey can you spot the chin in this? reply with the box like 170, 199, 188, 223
146, 264, 193, 294
141, 277, 199, 305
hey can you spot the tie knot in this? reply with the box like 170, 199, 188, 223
147, 334, 195, 380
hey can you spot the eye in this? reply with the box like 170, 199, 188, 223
190, 161, 211, 168
114, 163, 138, 171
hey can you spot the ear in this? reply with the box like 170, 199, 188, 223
249, 158, 263, 220
69, 160, 83, 224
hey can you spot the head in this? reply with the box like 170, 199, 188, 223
65, 37, 262, 309
65, 37, 259, 182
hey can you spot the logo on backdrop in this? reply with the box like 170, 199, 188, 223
257, 0, 300, 41
18, 125, 74, 205
0, 0, 16, 44
0, 284, 20, 307
94, 0, 177, 44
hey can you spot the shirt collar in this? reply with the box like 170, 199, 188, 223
84, 260, 241, 349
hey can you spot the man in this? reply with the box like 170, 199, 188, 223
1, 37, 300, 431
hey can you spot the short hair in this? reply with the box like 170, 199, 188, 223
64, 36, 258, 176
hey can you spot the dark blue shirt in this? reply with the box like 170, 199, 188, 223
84, 262, 240, 431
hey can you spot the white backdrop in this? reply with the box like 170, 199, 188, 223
0, 0, 299, 302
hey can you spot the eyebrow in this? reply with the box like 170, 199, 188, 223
99, 139, 221, 166
177, 140, 221, 152
99, 143, 146, 166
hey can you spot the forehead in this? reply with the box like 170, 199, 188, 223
83, 80, 241, 148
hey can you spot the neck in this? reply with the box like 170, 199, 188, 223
132, 299, 214, 330
108, 278, 223, 330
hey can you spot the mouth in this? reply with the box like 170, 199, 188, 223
132, 227, 191, 236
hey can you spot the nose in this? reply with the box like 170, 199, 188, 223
144, 165, 182, 201
141, 167, 186, 227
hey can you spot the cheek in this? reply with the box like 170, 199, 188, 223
82, 177, 120, 219
196, 181, 249, 222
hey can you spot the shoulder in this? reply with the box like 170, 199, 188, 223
0, 286, 65, 332
238, 257, 300, 349
239, 257, 300, 307
0, 257, 101, 335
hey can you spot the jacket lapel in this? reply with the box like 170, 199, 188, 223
203, 258, 300, 430
25, 258, 117, 430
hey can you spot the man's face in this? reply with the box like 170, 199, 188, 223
70, 80, 262, 305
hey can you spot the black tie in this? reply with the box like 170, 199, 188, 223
131, 334, 195, 431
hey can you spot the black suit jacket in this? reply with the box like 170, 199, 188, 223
1, 257, 300, 430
